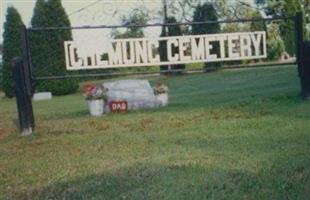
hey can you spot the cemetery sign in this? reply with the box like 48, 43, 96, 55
64, 31, 266, 70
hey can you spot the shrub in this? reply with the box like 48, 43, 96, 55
35, 79, 79, 96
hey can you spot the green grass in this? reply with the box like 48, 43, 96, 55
0, 65, 310, 199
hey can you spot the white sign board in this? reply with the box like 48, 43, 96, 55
64, 31, 267, 70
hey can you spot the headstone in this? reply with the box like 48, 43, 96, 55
33, 92, 52, 101
103, 80, 161, 112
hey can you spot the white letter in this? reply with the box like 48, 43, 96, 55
240, 34, 252, 57
205, 36, 217, 60
122, 40, 135, 64
67, 42, 83, 68
191, 37, 205, 60
179, 37, 191, 61
251, 33, 262, 56
216, 35, 226, 59
167, 38, 179, 61
135, 40, 148, 64
147, 40, 160, 63
96, 52, 108, 66
228, 35, 240, 58
108, 41, 123, 65
262, 32, 267, 57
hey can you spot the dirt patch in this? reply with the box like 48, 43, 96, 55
0, 127, 14, 140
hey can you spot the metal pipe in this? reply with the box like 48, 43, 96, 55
28, 16, 295, 31
32, 61, 296, 80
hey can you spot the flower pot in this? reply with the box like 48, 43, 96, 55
156, 93, 168, 106
87, 99, 105, 116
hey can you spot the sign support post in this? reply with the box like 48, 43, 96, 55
295, 12, 310, 99
12, 25, 35, 135
161, 0, 172, 74
12, 57, 35, 135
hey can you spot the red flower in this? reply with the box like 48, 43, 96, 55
82, 84, 96, 94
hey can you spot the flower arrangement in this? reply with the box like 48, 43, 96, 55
153, 81, 169, 95
82, 83, 108, 101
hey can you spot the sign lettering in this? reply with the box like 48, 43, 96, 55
110, 101, 128, 113
64, 31, 267, 70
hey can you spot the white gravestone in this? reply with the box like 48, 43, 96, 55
33, 92, 52, 101
103, 80, 161, 112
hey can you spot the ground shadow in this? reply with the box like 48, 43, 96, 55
7, 156, 309, 200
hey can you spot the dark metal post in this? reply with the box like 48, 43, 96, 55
302, 42, 310, 99
21, 25, 33, 96
12, 57, 35, 135
295, 12, 310, 99
163, 0, 169, 37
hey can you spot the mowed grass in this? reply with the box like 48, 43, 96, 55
0, 65, 310, 199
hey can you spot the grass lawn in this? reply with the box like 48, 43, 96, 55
0, 65, 310, 199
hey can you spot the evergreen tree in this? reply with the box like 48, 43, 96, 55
192, 3, 220, 35
280, 0, 302, 56
192, 3, 221, 69
159, 17, 185, 74
248, 11, 266, 32
1, 7, 24, 97
265, 0, 302, 55
30, 0, 78, 95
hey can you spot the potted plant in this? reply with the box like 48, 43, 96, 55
153, 81, 169, 106
82, 83, 108, 116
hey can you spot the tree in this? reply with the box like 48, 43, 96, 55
109, 8, 150, 73
192, 3, 221, 69
112, 8, 149, 39
222, 7, 266, 33
163, 0, 202, 22
280, 0, 302, 55
30, 0, 78, 95
247, 10, 266, 32
300, 0, 310, 39
1, 7, 24, 97
264, 0, 302, 55
266, 23, 285, 61
301, 0, 310, 39
192, 3, 220, 35
255, 0, 266, 4
159, 16, 185, 74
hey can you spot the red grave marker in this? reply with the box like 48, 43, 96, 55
109, 101, 128, 113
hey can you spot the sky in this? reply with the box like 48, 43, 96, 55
0, 0, 255, 48
1, 0, 164, 43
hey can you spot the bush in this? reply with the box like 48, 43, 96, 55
35, 79, 79, 96
267, 38, 285, 61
